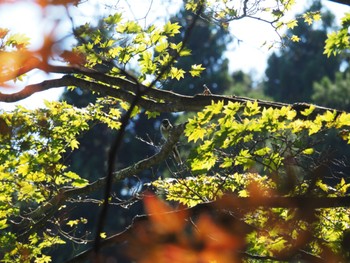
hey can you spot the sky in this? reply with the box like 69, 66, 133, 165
0, 0, 349, 110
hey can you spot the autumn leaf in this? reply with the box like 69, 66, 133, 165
143, 193, 186, 234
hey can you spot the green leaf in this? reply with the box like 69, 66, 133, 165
6, 33, 31, 49
191, 152, 217, 172
64, 171, 80, 180
254, 147, 271, 156
179, 47, 191, 56
116, 20, 142, 33
219, 157, 233, 168
34, 255, 52, 263
104, 12, 122, 25
235, 149, 254, 170
238, 189, 249, 197
0, 219, 8, 230
269, 237, 287, 252
155, 41, 169, 53
186, 125, 206, 143
71, 178, 89, 188
145, 111, 160, 119
336, 112, 350, 128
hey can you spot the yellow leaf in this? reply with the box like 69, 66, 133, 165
67, 219, 79, 227
189, 64, 205, 77
300, 105, 315, 116
287, 19, 298, 29
302, 148, 314, 155
69, 139, 79, 150
0, 219, 8, 230
243, 100, 260, 116
238, 189, 249, 197
291, 35, 300, 42
254, 147, 271, 156
336, 112, 350, 128
316, 180, 328, 192
170, 67, 185, 80
313, 13, 321, 21
304, 17, 313, 25
307, 121, 322, 135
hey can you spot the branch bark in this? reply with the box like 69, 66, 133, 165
0, 67, 347, 117
327, 0, 350, 6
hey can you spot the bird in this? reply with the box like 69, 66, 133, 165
203, 84, 212, 95
160, 119, 182, 165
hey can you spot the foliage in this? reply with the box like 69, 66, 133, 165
152, 172, 272, 207
324, 12, 350, 57
0, 99, 122, 260
153, 100, 350, 260
312, 71, 350, 111
162, 6, 234, 95
72, 13, 194, 82
0, 0, 350, 262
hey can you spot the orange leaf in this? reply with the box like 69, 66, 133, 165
60, 50, 86, 65
143, 193, 186, 234
0, 51, 41, 83
196, 214, 242, 250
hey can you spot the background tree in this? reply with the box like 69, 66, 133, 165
163, 7, 234, 95
264, 1, 343, 103
312, 71, 350, 111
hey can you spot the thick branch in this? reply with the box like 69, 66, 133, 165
0, 77, 67, 102
0, 72, 346, 118
327, 0, 350, 6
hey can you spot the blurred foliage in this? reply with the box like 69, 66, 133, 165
312, 71, 350, 112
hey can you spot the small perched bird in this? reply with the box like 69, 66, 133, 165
160, 119, 182, 165
203, 84, 212, 95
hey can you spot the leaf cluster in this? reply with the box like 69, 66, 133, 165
324, 12, 350, 56
72, 13, 204, 83
153, 100, 350, 259
0, 99, 122, 261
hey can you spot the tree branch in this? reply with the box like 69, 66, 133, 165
326, 0, 350, 6
0, 77, 67, 102
17, 123, 186, 240
1, 72, 347, 118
